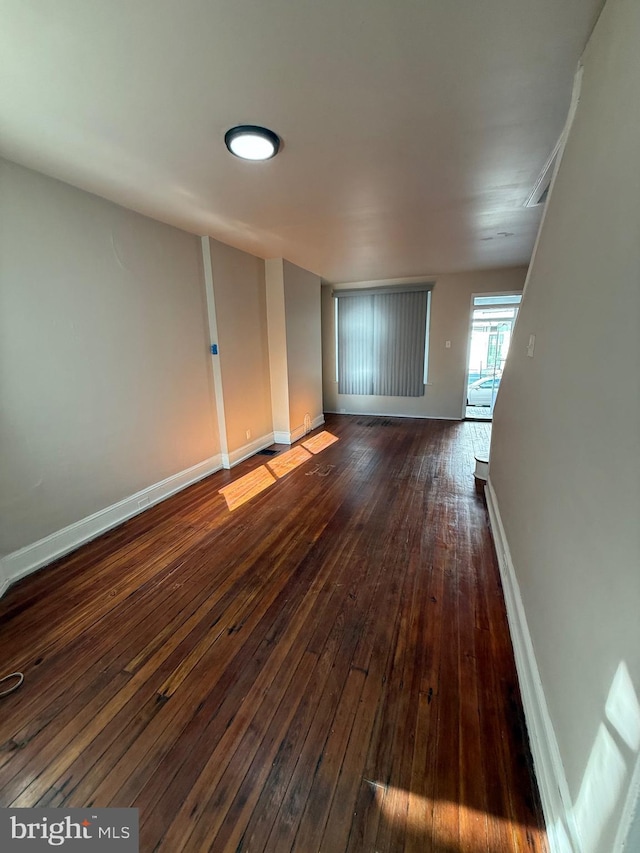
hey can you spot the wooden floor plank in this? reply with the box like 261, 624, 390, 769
0, 415, 548, 853
457, 499, 490, 853
146, 525, 373, 850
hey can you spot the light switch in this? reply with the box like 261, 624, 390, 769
527, 334, 536, 357
445, 340, 451, 348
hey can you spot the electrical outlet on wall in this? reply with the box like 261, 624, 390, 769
246, 429, 251, 440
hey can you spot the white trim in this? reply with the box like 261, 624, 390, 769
201, 236, 229, 457
332, 273, 440, 289
0, 566, 10, 599
524, 134, 563, 208
423, 289, 432, 384
326, 409, 460, 421
614, 752, 640, 852
520, 62, 583, 302
462, 292, 477, 419
292, 413, 325, 443
485, 478, 582, 853
290, 423, 307, 443
222, 432, 276, 468
334, 298, 339, 383
273, 414, 325, 446
0, 455, 223, 597
332, 282, 434, 298
462, 290, 523, 418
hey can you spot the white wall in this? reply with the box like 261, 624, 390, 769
489, 0, 640, 850
322, 267, 526, 420
0, 161, 326, 589
266, 258, 323, 442
208, 238, 273, 456
282, 260, 323, 438
265, 258, 291, 439
0, 159, 219, 560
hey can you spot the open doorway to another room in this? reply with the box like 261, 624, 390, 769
465, 293, 522, 421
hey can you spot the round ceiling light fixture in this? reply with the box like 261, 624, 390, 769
224, 125, 280, 161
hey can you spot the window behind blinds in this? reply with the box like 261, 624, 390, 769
335, 286, 431, 397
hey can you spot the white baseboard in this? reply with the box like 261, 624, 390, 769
222, 432, 275, 468
325, 409, 459, 421
0, 454, 223, 597
273, 415, 326, 446
0, 418, 327, 597
0, 567, 10, 599
291, 414, 326, 443
485, 478, 582, 853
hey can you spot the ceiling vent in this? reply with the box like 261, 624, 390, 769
524, 137, 562, 208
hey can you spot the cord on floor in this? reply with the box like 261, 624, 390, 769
0, 672, 24, 697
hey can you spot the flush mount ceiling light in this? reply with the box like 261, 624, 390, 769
224, 125, 280, 161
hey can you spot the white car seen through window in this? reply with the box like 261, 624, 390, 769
467, 375, 501, 406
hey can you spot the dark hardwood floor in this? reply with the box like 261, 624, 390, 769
0, 414, 547, 852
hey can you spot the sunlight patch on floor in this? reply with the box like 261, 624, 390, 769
302, 430, 339, 454
218, 466, 276, 510
219, 431, 339, 510
267, 445, 312, 478
372, 783, 546, 852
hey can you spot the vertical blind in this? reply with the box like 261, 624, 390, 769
335, 286, 432, 397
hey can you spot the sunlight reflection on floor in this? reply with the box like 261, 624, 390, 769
267, 445, 312, 478
302, 430, 339, 454
219, 431, 339, 510
218, 466, 276, 510
371, 782, 548, 852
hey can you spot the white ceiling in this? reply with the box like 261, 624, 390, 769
0, 0, 603, 283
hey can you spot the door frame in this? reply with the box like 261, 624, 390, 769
462, 291, 522, 419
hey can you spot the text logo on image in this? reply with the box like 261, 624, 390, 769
0, 809, 138, 851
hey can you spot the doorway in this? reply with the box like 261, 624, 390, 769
465, 294, 521, 421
